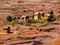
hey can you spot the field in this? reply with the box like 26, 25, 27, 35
0, 0, 60, 45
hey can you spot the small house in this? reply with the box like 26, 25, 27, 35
21, 15, 26, 21
32, 11, 45, 20
34, 12, 39, 20
40, 12, 45, 17
3, 26, 11, 33
21, 15, 30, 21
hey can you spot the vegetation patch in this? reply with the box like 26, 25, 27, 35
47, 15, 56, 22
6, 37, 13, 41
35, 19, 45, 23
8, 21, 17, 25
43, 28, 55, 32
17, 35, 36, 40
26, 18, 36, 23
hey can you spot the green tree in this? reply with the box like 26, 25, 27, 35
7, 16, 12, 22
13, 17, 17, 20
47, 15, 55, 22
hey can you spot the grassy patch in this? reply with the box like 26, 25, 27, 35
16, 35, 36, 40
6, 37, 13, 41
8, 21, 17, 25
35, 19, 45, 23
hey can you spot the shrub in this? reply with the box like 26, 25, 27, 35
25, 23, 31, 26
47, 15, 56, 22
26, 18, 36, 23
24, 18, 36, 26
35, 19, 45, 23
13, 17, 17, 20
26, 18, 45, 23
8, 21, 17, 25
7, 16, 12, 22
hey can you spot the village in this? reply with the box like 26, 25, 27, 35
0, 0, 60, 45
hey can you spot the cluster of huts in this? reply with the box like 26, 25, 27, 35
2, 9, 56, 34
2, 9, 55, 33
20, 9, 54, 21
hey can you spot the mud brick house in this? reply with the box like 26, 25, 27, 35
21, 11, 38, 20
32, 11, 45, 20
21, 9, 46, 21
33, 12, 39, 20
21, 15, 27, 21
3, 26, 11, 33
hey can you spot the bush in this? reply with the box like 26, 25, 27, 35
47, 15, 56, 22
35, 19, 45, 23
24, 18, 36, 26
26, 18, 45, 23
8, 21, 17, 25
26, 18, 36, 23
7, 16, 12, 22
13, 17, 17, 20
25, 23, 31, 26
